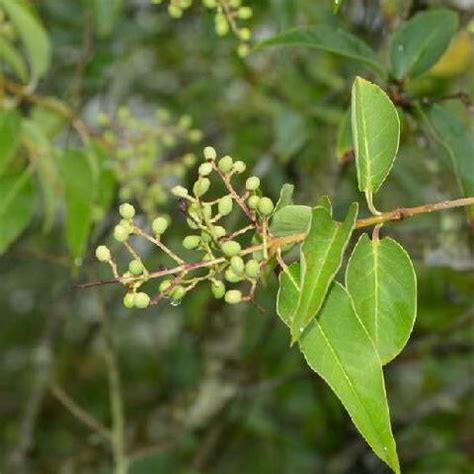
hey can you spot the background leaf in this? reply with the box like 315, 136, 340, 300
389, 9, 458, 81
291, 201, 358, 343
90, 0, 124, 37
336, 107, 353, 163
0, 170, 36, 254
346, 234, 417, 364
270, 205, 311, 237
351, 77, 400, 209
255, 24, 386, 77
0, 36, 28, 82
0, 108, 22, 176
274, 183, 294, 213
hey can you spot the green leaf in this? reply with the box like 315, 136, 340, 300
0, 107, 22, 176
0, 170, 36, 254
277, 272, 400, 473
273, 107, 308, 162
424, 105, 474, 216
91, 0, 124, 37
59, 149, 95, 263
274, 183, 294, 213
255, 25, 386, 77
290, 201, 358, 343
270, 205, 311, 237
389, 9, 458, 81
336, 108, 353, 163
351, 77, 400, 211
346, 234, 417, 364
0, 0, 51, 81
0, 36, 28, 82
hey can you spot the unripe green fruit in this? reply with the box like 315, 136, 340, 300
159, 279, 172, 293
211, 281, 226, 299
114, 224, 129, 242
199, 162, 213, 176
218, 155, 233, 173
183, 153, 197, 167
170, 285, 185, 300
225, 268, 243, 283
194, 177, 210, 197
171, 185, 188, 198
258, 197, 274, 216
218, 195, 233, 216
237, 44, 250, 58
225, 289, 242, 304
119, 202, 135, 219
183, 235, 201, 250
152, 216, 168, 235
188, 129, 202, 142
215, 14, 229, 36
201, 231, 212, 243
120, 219, 134, 234
230, 256, 245, 274
168, 5, 183, 18
129, 259, 144, 275
221, 240, 241, 257
233, 161, 246, 173
245, 259, 260, 278
203, 146, 217, 161
248, 195, 260, 210
237, 6, 253, 19
134, 292, 150, 309
246, 176, 260, 191
214, 226, 226, 239
178, 114, 192, 130
203, 0, 216, 7
95, 245, 111, 262
123, 293, 135, 309
202, 204, 212, 220
239, 28, 251, 41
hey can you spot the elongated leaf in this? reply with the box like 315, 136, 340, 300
277, 273, 400, 473
336, 108, 353, 163
270, 205, 311, 237
0, 170, 36, 254
0, 36, 28, 82
274, 183, 294, 213
0, 108, 22, 176
351, 77, 400, 210
0, 0, 51, 81
60, 149, 95, 263
346, 235, 417, 364
255, 25, 386, 77
291, 201, 358, 343
389, 9, 458, 81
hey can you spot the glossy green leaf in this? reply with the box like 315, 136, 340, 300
277, 272, 400, 473
255, 25, 386, 77
59, 149, 95, 263
351, 77, 400, 210
0, 108, 22, 176
270, 205, 311, 237
346, 234, 417, 364
389, 9, 458, 81
0, 170, 36, 254
291, 201, 358, 343
274, 183, 294, 213
0, 0, 52, 81
0, 36, 28, 82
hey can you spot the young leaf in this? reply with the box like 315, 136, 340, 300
346, 234, 417, 364
291, 201, 358, 343
0, 170, 37, 254
270, 205, 311, 237
255, 25, 386, 77
0, 0, 52, 81
351, 77, 400, 212
0, 108, 22, 176
389, 9, 458, 81
0, 36, 28, 82
277, 273, 400, 473
274, 183, 294, 213
59, 149, 95, 264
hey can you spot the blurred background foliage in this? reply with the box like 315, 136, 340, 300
0, 0, 473, 472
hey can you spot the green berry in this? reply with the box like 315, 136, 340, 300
218, 195, 233, 216
203, 146, 217, 161
119, 202, 135, 219
199, 162, 213, 176
211, 281, 226, 299
203, 0, 216, 7
214, 226, 226, 239
202, 204, 212, 220
225, 289, 242, 304
246, 176, 260, 191
183, 153, 197, 167
171, 185, 188, 198
134, 292, 150, 309
159, 279, 172, 293
170, 285, 185, 300
239, 28, 251, 41
113, 224, 129, 242
123, 293, 135, 309
245, 259, 260, 278
189, 129, 202, 142
95, 245, 111, 262
215, 14, 229, 36
230, 256, 245, 274
201, 231, 212, 243
225, 268, 243, 283
221, 240, 241, 257
233, 161, 246, 173
193, 177, 210, 197
237, 6, 253, 19
218, 155, 233, 173
168, 5, 183, 18
183, 235, 201, 250
248, 195, 260, 210
152, 216, 168, 235
120, 219, 134, 234
237, 44, 250, 58
258, 197, 274, 216
129, 259, 144, 275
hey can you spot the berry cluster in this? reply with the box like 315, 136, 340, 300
151, 0, 253, 57
96, 107, 202, 217
96, 146, 276, 309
